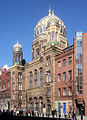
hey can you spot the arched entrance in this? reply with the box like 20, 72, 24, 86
28, 97, 33, 112
8, 102, 10, 110
33, 97, 39, 112
47, 99, 51, 113
39, 96, 43, 113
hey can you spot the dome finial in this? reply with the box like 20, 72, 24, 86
49, 5, 51, 16
52, 10, 54, 16
17, 40, 18, 44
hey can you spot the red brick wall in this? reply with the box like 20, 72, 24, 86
83, 33, 87, 116
55, 48, 74, 101
0, 69, 11, 99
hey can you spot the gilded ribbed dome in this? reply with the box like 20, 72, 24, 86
13, 40, 22, 52
47, 11, 59, 27
34, 10, 66, 38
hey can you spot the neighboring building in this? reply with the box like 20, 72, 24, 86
74, 31, 87, 116
10, 41, 26, 111
55, 45, 74, 116
55, 31, 87, 116
0, 65, 11, 111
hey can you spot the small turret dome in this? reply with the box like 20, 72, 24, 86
13, 40, 23, 65
13, 40, 22, 52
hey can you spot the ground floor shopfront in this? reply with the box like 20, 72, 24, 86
27, 96, 52, 114
75, 99, 85, 116
55, 100, 72, 117
0, 98, 10, 111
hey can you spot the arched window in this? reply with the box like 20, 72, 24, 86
55, 32, 58, 41
18, 53, 20, 62
37, 29, 39, 35
48, 33, 51, 42
15, 55, 18, 63
40, 27, 42, 33
52, 31, 54, 41
32, 49, 34, 59
60, 27, 62, 33
7, 80, 10, 88
62, 27, 64, 34
46, 70, 51, 83
34, 70, 38, 87
18, 72, 22, 90
43, 26, 46, 32
29, 72, 32, 89
36, 48, 39, 56
46, 56, 51, 66
46, 87, 51, 97
40, 68, 43, 86
63, 28, 66, 36
15, 53, 20, 63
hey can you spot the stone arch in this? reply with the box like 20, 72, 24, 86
39, 96, 43, 99
27, 97, 33, 111
29, 71, 33, 89
33, 96, 39, 112
39, 96, 44, 113
34, 69, 38, 87
39, 67, 43, 86
46, 99, 51, 113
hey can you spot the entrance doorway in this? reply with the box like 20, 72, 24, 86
76, 103, 85, 115
8, 102, 10, 110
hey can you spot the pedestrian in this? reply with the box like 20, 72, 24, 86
32, 111, 34, 116
68, 111, 70, 118
27, 110, 30, 116
75, 109, 77, 120
72, 110, 74, 120
51, 109, 54, 118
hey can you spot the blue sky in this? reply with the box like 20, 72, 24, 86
0, 0, 87, 67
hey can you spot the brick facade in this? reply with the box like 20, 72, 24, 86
55, 32, 87, 116
55, 46, 74, 116
0, 66, 11, 111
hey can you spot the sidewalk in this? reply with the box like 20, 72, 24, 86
76, 115, 87, 120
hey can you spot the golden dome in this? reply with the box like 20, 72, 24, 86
34, 10, 66, 38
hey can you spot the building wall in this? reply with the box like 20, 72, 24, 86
0, 68, 11, 111
10, 65, 26, 111
82, 33, 87, 116
55, 47, 74, 115
24, 46, 59, 113
73, 32, 87, 116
